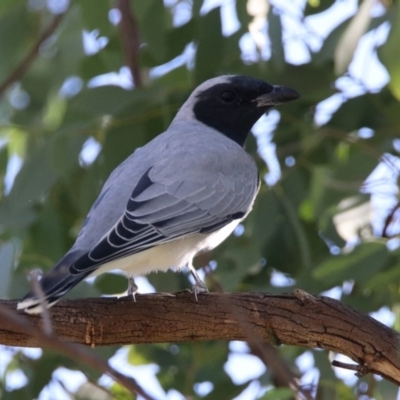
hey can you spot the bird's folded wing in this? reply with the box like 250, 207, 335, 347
69, 168, 254, 274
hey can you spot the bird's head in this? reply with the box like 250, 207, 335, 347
174, 75, 300, 147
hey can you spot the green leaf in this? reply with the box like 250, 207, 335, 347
30, 202, 65, 261
79, 53, 109, 80
0, 3, 34, 82
48, 129, 87, 175
364, 262, 400, 292
328, 93, 388, 131
204, 377, 247, 400
42, 95, 67, 131
109, 382, 133, 400
332, 146, 377, 182
304, 0, 334, 15
165, 19, 195, 60
79, 0, 113, 35
136, 0, 167, 64
216, 239, 262, 290
1, 143, 59, 228
258, 387, 295, 400
94, 273, 127, 294
7, 127, 27, 158
127, 346, 151, 366
147, 269, 182, 293
313, 241, 388, 285
69, 85, 157, 117
0, 0, 24, 15
307, 147, 377, 219
51, 6, 86, 78
246, 189, 281, 249
195, 8, 225, 83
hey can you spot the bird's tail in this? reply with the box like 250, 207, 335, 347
17, 251, 89, 314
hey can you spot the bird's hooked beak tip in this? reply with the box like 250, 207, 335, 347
254, 85, 300, 107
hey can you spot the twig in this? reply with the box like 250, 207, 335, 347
29, 269, 52, 335
0, 303, 155, 400
382, 201, 400, 238
117, 0, 143, 87
0, 13, 65, 98
332, 360, 370, 378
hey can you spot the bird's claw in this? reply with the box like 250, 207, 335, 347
187, 264, 209, 301
192, 282, 209, 302
127, 277, 138, 302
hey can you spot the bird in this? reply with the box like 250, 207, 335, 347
17, 75, 299, 313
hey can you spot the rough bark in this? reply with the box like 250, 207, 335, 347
1, 291, 399, 385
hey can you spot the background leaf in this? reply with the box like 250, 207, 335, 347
0, 0, 399, 399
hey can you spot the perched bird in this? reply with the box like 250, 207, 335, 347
17, 75, 299, 313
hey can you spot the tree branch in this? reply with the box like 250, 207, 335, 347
117, 0, 143, 87
0, 13, 65, 98
1, 291, 400, 386
0, 302, 154, 399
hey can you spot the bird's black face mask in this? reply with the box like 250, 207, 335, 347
193, 75, 299, 147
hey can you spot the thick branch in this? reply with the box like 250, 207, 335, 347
1, 291, 400, 385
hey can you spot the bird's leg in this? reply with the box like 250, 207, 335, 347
187, 264, 208, 301
127, 277, 138, 302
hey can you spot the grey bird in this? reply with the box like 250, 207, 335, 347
17, 75, 299, 313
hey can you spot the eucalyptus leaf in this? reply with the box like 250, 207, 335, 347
313, 241, 388, 285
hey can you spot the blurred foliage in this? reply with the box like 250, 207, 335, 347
0, 0, 399, 399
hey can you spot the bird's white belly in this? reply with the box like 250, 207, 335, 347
93, 219, 240, 277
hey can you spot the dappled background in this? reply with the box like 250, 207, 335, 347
0, 0, 400, 399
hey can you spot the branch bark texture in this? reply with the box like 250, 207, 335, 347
1, 291, 399, 385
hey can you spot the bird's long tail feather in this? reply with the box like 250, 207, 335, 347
17, 251, 89, 314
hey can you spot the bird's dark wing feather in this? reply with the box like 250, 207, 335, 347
69, 168, 252, 274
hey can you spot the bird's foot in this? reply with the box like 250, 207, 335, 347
127, 277, 138, 302
188, 264, 209, 301
192, 281, 209, 302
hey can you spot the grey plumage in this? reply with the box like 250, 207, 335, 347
18, 75, 299, 313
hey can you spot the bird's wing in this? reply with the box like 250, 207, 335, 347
69, 165, 257, 274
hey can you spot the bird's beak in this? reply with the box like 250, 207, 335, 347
253, 85, 300, 107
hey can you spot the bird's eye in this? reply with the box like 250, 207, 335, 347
221, 90, 236, 102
